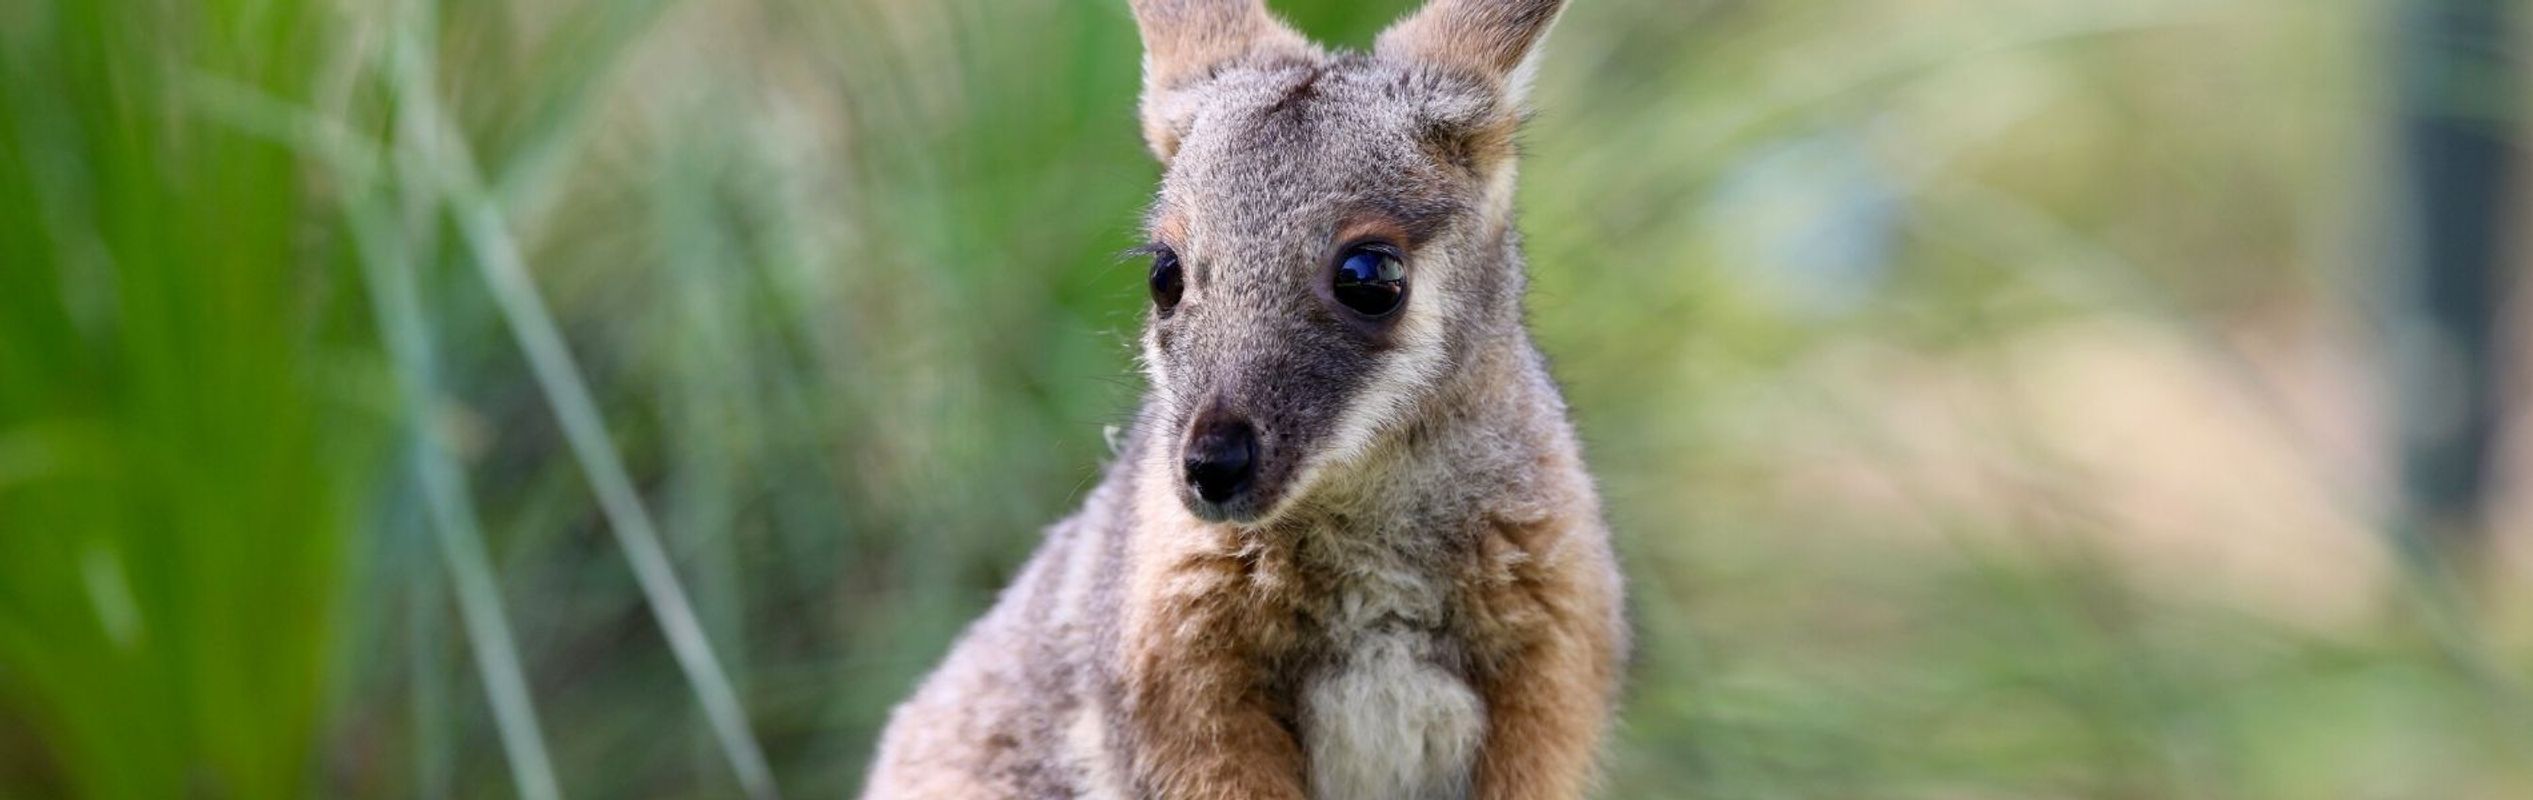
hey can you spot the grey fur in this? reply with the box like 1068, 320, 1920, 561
863, 2, 1620, 798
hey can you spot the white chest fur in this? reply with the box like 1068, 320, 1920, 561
1301, 627, 1485, 800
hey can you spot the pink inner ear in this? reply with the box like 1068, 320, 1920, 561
1375, 0, 1567, 80
1131, 1, 1325, 162
1130, 0, 1316, 92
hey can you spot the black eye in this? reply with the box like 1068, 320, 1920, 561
1149, 247, 1184, 313
1330, 245, 1406, 318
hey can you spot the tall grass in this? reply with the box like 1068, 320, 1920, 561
0, 1, 353, 797
2, 0, 2527, 797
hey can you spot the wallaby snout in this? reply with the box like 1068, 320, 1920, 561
1180, 404, 1261, 516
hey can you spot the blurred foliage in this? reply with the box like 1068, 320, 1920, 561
0, 0, 359, 796
1, 0, 2529, 798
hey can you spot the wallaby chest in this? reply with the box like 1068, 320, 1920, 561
1287, 527, 1485, 800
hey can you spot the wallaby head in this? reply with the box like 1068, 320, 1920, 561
1129, 0, 1565, 524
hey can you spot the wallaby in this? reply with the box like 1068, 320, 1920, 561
861, 0, 1625, 797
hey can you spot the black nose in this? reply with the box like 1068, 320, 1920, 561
1182, 414, 1258, 505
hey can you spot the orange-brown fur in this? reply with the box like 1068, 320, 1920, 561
863, 2, 1621, 798
1098, 338, 1622, 799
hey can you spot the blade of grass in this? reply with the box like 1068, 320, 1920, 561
183, 63, 565, 800
653, 130, 753, 784
382, 3, 781, 796
349, 197, 568, 800
340, 71, 566, 800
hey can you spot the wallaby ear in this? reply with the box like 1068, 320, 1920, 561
1375, 0, 1566, 97
1130, 0, 1314, 160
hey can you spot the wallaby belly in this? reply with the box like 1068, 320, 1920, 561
1301, 628, 1485, 800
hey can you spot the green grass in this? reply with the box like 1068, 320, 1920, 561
3, 0, 2528, 797
1, 1, 356, 796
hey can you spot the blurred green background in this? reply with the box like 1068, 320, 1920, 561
4, 0, 2531, 797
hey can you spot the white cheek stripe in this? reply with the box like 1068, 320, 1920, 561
1139, 326, 1177, 413
1144, 297, 1443, 515
1310, 248, 1451, 484
1311, 158, 1509, 490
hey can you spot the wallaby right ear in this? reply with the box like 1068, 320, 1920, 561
1130, 0, 1313, 161
1376, 0, 1566, 102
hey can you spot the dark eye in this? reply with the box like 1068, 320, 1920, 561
1330, 245, 1406, 318
1149, 247, 1184, 313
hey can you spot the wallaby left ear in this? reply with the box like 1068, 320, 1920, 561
1375, 0, 1567, 97
1130, 0, 1316, 161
